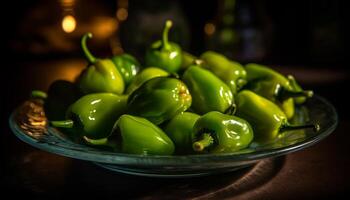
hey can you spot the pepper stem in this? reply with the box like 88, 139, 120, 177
50, 120, 74, 128
81, 32, 96, 63
280, 123, 320, 133
278, 88, 313, 101
162, 20, 173, 49
193, 133, 214, 152
31, 90, 47, 99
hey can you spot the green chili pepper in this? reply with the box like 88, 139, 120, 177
164, 112, 200, 154
127, 77, 192, 125
245, 63, 313, 119
78, 33, 125, 94
182, 65, 234, 114
235, 90, 318, 144
145, 20, 182, 73
111, 53, 140, 87
125, 67, 169, 94
192, 111, 253, 153
51, 93, 127, 139
200, 51, 247, 93
112, 115, 174, 155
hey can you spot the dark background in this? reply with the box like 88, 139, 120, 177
1, 0, 349, 199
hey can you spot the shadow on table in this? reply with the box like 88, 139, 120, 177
5, 146, 285, 199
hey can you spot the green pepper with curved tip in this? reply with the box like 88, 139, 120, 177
145, 20, 182, 73
235, 90, 318, 144
182, 65, 234, 114
111, 53, 140, 87
245, 63, 313, 119
125, 67, 169, 94
164, 112, 200, 154
78, 33, 125, 94
127, 77, 192, 125
51, 93, 127, 139
200, 51, 247, 93
112, 115, 174, 155
192, 111, 253, 153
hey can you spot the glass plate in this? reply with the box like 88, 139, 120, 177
9, 95, 338, 177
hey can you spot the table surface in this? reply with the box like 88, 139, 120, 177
1, 59, 349, 199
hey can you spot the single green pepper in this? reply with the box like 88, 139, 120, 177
245, 63, 313, 119
51, 93, 127, 139
125, 67, 169, 94
112, 115, 174, 155
145, 20, 182, 73
127, 77, 192, 125
246, 79, 294, 119
164, 112, 200, 154
78, 33, 125, 94
200, 51, 247, 93
235, 90, 318, 144
192, 111, 253, 153
111, 53, 140, 87
182, 65, 234, 114
33, 80, 80, 121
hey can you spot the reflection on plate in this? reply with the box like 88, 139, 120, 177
9, 95, 337, 177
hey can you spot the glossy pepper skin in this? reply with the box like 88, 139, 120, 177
51, 93, 127, 139
111, 53, 140, 87
200, 51, 247, 93
235, 90, 318, 144
192, 111, 253, 153
112, 115, 174, 155
78, 33, 125, 94
245, 63, 313, 119
127, 77, 192, 125
125, 67, 169, 94
31, 80, 80, 121
182, 65, 234, 114
145, 20, 182, 73
164, 112, 200, 154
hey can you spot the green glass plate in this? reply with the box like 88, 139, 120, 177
9, 95, 337, 177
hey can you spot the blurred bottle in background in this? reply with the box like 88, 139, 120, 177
308, 1, 344, 64
204, 0, 272, 63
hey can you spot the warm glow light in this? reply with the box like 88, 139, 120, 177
116, 8, 128, 21
62, 15, 76, 33
204, 23, 216, 35
93, 17, 119, 38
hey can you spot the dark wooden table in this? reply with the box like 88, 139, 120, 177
1, 59, 349, 199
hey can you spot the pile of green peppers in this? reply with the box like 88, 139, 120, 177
31, 20, 318, 156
